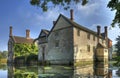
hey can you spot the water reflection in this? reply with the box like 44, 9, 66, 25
8, 65, 38, 78
6, 63, 120, 78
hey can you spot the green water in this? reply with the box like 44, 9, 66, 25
0, 64, 120, 78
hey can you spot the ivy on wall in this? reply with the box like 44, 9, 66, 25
14, 43, 38, 57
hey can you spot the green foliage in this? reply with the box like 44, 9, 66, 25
0, 51, 8, 59
14, 67, 38, 78
115, 36, 120, 56
14, 43, 38, 57
14, 70, 37, 78
113, 56, 120, 66
108, 0, 120, 27
111, 35, 120, 66
30, 0, 88, 11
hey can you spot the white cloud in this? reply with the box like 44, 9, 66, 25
76, 2, 100, 16
108, 26, 120, 45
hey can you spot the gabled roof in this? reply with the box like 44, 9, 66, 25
38, 29, 49, 38
96, 43, 107, 49
48, 14, 103, 38
42, 29, 49, 35
11, 36, 33, 44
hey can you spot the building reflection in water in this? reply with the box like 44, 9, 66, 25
94, 62, 112, 78
7, 63, 114, 78
8, 64, 14, 78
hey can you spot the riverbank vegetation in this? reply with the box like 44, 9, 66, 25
14, 43, 38, 65
112, 36, 120, 66
0, 51, 7, 65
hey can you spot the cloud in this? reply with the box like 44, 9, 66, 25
108, 26, 120, 45
76, 1, 100, 16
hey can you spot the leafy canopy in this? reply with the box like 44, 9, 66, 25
115, 35, 120, 56
14, 43, 38, 57
30, 0, 88, 11
107, 0, 120, 27
30, 0, 120, 28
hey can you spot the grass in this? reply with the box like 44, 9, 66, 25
109, 60, 117, 64
0, 58, 7, 64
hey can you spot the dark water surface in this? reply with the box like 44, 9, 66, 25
0, 64, 120, 78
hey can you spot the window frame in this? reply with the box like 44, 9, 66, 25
93, 35, 95, 41
55, 40, 59, 47
87, 33, 90, 39
77, 29, 80, 36
87, 45, 90, 52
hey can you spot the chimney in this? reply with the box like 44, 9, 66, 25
97, 26, 101, 36
26, 29, 30, 39
9, 26, 12, 37
70, 9, 74, 21
104, 26, 108, 38
53, 21, 56, 25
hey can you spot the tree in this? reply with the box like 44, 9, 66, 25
14, 43, 38, 57
30, 0, 120, 28
30, 0, 88, 11
115, 35, 120, 56
2, 51, 8, 58
107, 0, 120, 27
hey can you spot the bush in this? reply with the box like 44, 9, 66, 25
26, 54, 38, 65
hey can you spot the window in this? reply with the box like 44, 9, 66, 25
55, 40, 59, 47
77, 29, 80, 36
102, 39, 104, 44
55, 31, 59, 37
74, 45, 78, 53
87, 33, 90, 39
87, 45, 90, 52
104, 49, 107, 52
93, 46, 95, 52
93, 35, 95, 41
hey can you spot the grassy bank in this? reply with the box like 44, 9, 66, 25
0, 58, 7, 65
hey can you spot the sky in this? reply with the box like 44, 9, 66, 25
0, 0, 119, 51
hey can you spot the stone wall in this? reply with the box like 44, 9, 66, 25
73, 27, 98, 62
38, 43, 48, 62
8, 37, 14, 63
47, 26, 74, 64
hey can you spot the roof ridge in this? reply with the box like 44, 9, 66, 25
60, 14, 97, 34
13, 36, 33, 40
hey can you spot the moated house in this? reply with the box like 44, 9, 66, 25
37, 10, 112, 65
8, 26, 34, 63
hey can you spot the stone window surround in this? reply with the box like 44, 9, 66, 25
77, 29, 80, 36
55, 40, 59, 47
93, 35, 95, 41
87, 33, 90, 40
87, 45, 90, 52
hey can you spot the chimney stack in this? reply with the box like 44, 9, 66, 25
9, 26, 12, 37
26, 29, 30, 39
104, 26, 108, 38
70, 9, 74, 21
97, 26, 101, 36
53, 21, 56, 25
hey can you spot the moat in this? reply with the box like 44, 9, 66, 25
0, 63, 120, 78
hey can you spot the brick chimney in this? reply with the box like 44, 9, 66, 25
26, 29, 30, 39
104, 26, 108, 38
70, 9, 74, 21
53, 21, 56, 25
9, 26, 12, 37
97, 26, 101, 36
